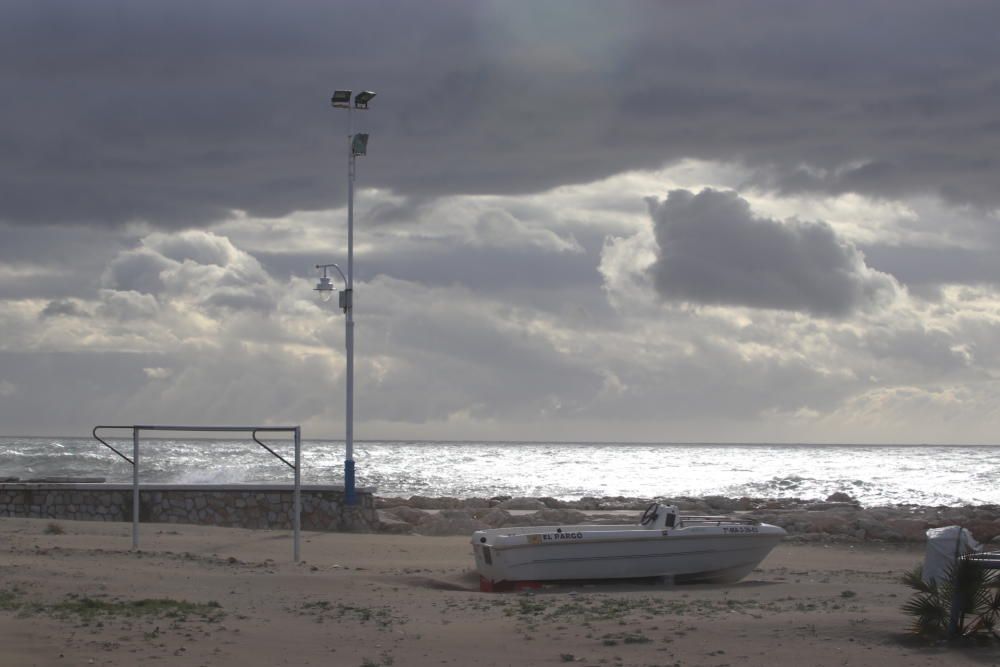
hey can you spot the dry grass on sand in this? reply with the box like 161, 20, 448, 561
2, 517, 998, 666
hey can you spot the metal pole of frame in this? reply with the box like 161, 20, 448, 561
293, 426, 301, 562
132, 426, 139, 551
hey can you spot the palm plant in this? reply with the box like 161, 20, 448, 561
902, 559, 1000, 639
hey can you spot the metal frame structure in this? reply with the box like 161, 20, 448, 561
92, 424, 302, 561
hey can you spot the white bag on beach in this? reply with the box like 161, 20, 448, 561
923, 525, 982, 585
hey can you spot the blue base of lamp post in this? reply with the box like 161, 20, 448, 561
344, 459, 357, 506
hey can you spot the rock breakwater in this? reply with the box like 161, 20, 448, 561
375, 494, 1000, 544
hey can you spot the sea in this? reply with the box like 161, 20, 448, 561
1, 437, 998, 508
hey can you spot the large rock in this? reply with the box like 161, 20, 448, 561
964, 519, 1000, 543
498, 497, 547, 510
367, 494, 998, 544
374, 496, 407, 508
801, 512, 853, 535
408, 495, 462, 509
472, 507, 511, 528
704, 495, 740, 511
415, 510, 488, 536
884, 518, 930, 542
805, 502, 860, 511
597, 497, 642, 510
856, 517, 903, 541
382, 506, 431, 524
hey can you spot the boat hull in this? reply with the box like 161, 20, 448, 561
472, 524, 785, 585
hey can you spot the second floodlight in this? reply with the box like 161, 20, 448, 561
354, 90, 376, 108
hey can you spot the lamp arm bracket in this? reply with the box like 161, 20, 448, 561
315, 263, 347, 284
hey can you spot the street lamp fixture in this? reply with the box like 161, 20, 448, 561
315, 87, 375, 506
314, 263, 346, 306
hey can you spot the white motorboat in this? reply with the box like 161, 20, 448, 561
471, 503, 785, 589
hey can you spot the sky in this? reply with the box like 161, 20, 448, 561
3, 1, 1000, 443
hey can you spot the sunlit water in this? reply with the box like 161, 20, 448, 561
1, 437, 997, 507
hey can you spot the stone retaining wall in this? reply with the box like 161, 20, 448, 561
0, 483, 378, 532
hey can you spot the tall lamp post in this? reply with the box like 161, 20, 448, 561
315, 88, 375, 506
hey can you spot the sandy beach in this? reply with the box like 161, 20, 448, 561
2, 517, 997, 667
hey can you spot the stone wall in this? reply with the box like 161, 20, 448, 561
0, 483, 378, 532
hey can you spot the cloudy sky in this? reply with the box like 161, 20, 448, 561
3, 1, 1000, 443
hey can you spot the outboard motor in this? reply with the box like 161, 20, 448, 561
639, 503, 680, 529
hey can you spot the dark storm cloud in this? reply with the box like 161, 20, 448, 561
4, 1, 1000, 229
863, 244, 1000, 289
646, 189, 897, 316
366, 198, 430, 226
0, 223, 131, 299
39, 299, 88, 319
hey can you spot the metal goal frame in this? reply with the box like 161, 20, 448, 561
92, 424, 302, 561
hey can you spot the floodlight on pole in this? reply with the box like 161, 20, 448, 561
351, 133, 369, 156
315, 87, 375, 506
354, 90, 376, 108
331, 90, 352, 108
